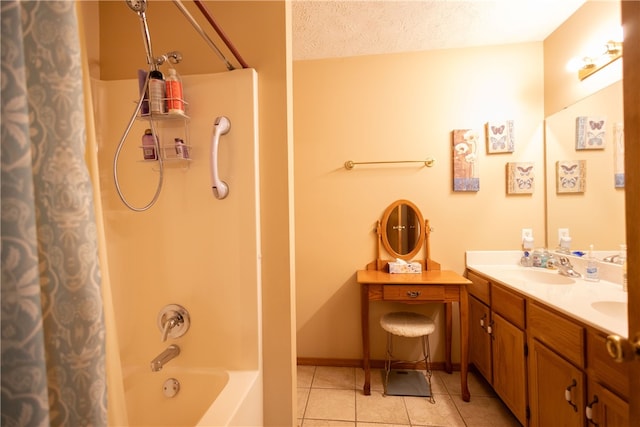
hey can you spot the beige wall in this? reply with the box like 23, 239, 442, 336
293, 43, 546, 363
544, 1, 621, 115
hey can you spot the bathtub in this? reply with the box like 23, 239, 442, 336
123, 367, 262, 426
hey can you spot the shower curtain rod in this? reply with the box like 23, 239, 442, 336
171, 0, 243, 70
192, 0, 249, 69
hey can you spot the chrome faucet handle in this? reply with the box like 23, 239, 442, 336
157, 304, 190, 342
558, 256, 572, 266
160, 315, 182, 342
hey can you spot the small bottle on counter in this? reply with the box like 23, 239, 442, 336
520, 251, 533, 267
585, 244, 599, 282
165, 68, 185, 115
532, 248, 547, 268
142, 129, 158, 160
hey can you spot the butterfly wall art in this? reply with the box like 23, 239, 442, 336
485, 120, 514, 154
556, 160, 586, 193
506, 162, 534, 194
576, 116, 606, 150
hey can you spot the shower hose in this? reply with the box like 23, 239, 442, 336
113, 71, 164, 212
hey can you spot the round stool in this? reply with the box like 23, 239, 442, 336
379, 311, 435, 402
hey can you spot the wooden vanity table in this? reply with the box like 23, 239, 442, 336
356, 199, 471, 401
356, 269, 472, 401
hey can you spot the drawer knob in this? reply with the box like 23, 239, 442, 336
406, 291, 421, 298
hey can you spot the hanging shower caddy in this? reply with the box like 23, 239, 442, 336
137, 93, 192, 165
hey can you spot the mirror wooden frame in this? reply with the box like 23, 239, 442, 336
369, 199, 441, 271
380, 199, 425, 260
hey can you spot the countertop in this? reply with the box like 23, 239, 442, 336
465, 251, 628, 338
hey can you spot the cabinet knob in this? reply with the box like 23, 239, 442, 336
605, 334, 640, 363
406, 291, 421, 298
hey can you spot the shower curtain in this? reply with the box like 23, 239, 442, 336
1, 1, 109, 425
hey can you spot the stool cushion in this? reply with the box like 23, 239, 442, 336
380, 312, 436, 337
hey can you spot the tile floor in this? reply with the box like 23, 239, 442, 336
297, 366, 522, 427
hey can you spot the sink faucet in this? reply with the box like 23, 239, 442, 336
603, 254, 621, 264
150, 344, 180, 372
557, 256, 582, 278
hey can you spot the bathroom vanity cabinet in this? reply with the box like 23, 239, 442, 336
466, 269, 629, 427
467, 271, 527, 425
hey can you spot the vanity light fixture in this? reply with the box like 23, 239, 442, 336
578, 40, 623, 81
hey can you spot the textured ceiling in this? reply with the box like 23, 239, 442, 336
292, 0, 587, 60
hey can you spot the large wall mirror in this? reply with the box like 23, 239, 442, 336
545, 80, 625, 251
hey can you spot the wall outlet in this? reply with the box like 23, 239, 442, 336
521, 228, 533, 241
558, 228, 570, 242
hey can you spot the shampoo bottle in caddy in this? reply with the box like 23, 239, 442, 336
142, 128, 158, 160
165, 68, 184, 114
149, 69, 165, 114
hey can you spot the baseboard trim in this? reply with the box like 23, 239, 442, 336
297, 357, 460, 372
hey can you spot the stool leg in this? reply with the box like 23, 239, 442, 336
384, 332, 393, 393
421, 334, 435, 403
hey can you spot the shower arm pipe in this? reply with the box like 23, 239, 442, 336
170, 0, 236, 71
192, 0, 249, 69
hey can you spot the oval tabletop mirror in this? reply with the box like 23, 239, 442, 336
380, 199, 425, 261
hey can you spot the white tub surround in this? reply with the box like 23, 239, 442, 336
465, 250, 627, 337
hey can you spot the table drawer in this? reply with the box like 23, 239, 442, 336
466, 270, 490, 305
383, 285, 445, 301
529, 302, 585, 368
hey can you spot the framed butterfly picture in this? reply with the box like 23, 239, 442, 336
556, 160, 586, 194
485, 120, 514, 154
506, 162, 534, 194
576, 116, 606, 150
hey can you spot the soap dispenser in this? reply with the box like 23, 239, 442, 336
522, 229, 534, 251
585, 244, 600, 282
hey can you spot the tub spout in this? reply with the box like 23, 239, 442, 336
150, 344, 180, 372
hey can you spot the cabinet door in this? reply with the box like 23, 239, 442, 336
587, 380, 629, 427
493, 313, 527, 425
529, 339, 585, 427
469, 296, 492, 382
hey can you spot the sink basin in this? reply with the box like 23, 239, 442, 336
591, 301, 628, 318
511, 269, 576, 285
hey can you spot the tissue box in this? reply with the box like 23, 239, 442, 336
388, 261, 422, 274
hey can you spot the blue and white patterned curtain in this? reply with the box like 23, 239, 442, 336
1, 1, 107, 426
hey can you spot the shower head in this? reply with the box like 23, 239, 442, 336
125, 0, 157, 70
126, 0, 147, 13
